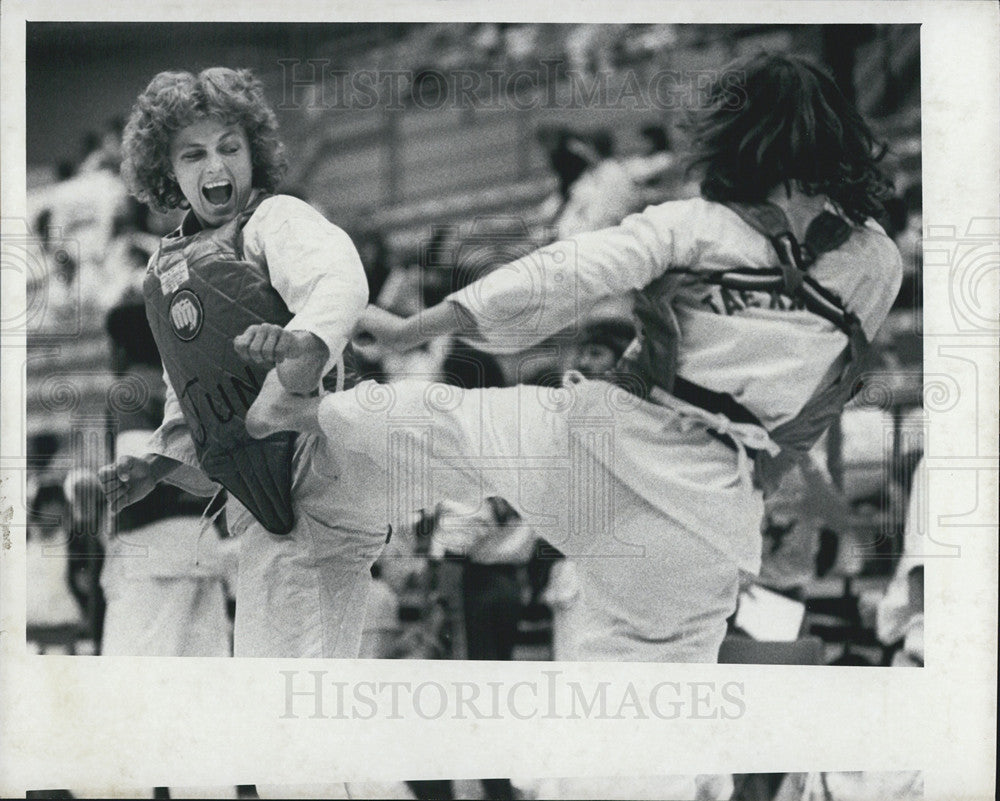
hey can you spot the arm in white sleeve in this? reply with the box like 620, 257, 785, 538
145, 371, 220, 497
446, 198, 704, 353
244, 196, 370, 374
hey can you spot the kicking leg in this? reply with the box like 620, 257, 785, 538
246, 369, 323, 438
315, 379, 574, 530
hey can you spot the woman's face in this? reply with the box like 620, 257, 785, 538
169, 117, 254, 228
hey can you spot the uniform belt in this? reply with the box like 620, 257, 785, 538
670, 376, 764, 460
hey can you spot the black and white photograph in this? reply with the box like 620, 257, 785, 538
1, 3, 996, 800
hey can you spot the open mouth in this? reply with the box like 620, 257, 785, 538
202, 180, 234, 206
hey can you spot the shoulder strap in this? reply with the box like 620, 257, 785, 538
232, 191, 272, 259
725, 201, 853, 294
724, 203, 872, 492
722, 201, 859, 336
725, 201, 804, 295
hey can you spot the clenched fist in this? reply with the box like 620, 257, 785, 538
234, 324, 329, 394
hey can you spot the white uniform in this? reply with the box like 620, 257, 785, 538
315, 197, 902, 662
101, 429, 237, 657
146, 195, 387, 659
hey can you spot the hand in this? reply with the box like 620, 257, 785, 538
353, 305, 410, 352
98, 454, 159, 514
234, 323, 312, 368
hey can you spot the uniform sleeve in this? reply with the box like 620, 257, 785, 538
446, 198, 706, 352
243, 196, 370, 375
145, 370, 220, 497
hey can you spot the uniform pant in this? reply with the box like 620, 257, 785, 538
318, 378, 763, 663
227, 435, 390, 658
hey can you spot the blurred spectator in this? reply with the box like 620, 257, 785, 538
358, 561, 402, 659
431, 497, 536, 662
26, 432, 62, 502
78, 115, 125, 174
776, 770, 922, 801
894, 181, 923, 277
27, 166, 130, 314
103, 235, 159, 305
758, 454, 858, 599
502, 24, 540, 71
353, 227, 391, 301
26, 483, 84, 646
876, 456, 925, 666
471, 22, 502, 65
64, 469, 107, 648
100, 300, 237, 656
623, 124, 680, 206
25, 113, 135, 326
564, 24, 615, 77
426, 497, 532, 801
534, 125, 592, 223
554, 130, 639, 238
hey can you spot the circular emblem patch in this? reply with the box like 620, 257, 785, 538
169, 289, 203, 341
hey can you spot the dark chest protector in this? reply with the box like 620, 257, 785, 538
143, 195, 296, 534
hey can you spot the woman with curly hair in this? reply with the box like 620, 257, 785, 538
100, 67, 387, 659
259, 52, 903, 668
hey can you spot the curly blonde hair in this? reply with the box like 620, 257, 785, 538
121, 67, 287, 212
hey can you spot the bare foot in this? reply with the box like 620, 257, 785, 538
246, 370, 322, 438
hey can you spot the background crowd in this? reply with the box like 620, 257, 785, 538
25, 22, 921, 677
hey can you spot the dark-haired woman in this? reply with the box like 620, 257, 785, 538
261, 53, 903, 664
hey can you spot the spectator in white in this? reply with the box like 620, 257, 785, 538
623, 124, 677, 184
431, 496, 536, 661
26, 483, 84, 651
622, 124, 682, 208
357, 560, 402, 659
554, 130, 639, 238
534, 125, 593, 227
27, 158, 130, 311
876, 455, 925, 666
758, 451, 858, 599
78, 116, 125, 174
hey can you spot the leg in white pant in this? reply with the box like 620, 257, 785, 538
313, 378, 753, 663
228, 435, 388, 658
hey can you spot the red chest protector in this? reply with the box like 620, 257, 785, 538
143, 195, 296, 535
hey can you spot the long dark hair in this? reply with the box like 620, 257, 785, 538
687, 53, 893, 224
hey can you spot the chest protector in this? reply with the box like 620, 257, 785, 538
143, 195, 297, 534
616, 201, 872, 493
